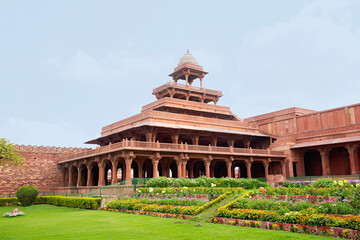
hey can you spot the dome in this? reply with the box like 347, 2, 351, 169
178, 50, 198, 66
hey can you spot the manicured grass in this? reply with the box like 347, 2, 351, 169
0, 205, 331, 240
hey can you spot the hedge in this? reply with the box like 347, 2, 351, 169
193, 192, 231, 215
36, 196, 101, 210
145, 176, 268, 189
138, 187, 244, 195
0, 197, 19, 206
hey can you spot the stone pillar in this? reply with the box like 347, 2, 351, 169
205, 161, 211, 178
226, 161, 232, 178
191, 134, 199, 146
150, 153, 162, 178
319, 148, 330, 176
263, 159, 271, 180
87, 164, 92, 186
245, 158, 253, 178
346, 144, 359, 174
122, 152, 136, 181
182, 161, 187, 178
68, 166, 73, 187
77, 167, 82, 187
177, 161, 182, 178
97, 160, 106, 187
111, 159, 118, 184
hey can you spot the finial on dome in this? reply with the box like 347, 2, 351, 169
178, 50, 198, 66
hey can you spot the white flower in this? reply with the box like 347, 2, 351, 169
211, 183, 216, 187
149, 188, 153, 193
162, 190, 165, 194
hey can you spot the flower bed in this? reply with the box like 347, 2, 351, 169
102, 207, 193, 220
105, 192, 231, 217
137, 187, 244, 195
210, 217, 360, 239
265, 186, 353, 197
232, 196, 354, 215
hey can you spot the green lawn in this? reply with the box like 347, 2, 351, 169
0, 205, 332, 240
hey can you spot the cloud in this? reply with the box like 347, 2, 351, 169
236, 0, 360, 115
0, 118, 92, 148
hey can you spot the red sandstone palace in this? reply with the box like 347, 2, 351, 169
1, 51, 360, 194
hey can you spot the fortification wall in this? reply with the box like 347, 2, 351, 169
0, 145, 91, 194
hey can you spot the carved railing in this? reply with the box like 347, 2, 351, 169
58, 139, 285, 163
152, 81, 222, 96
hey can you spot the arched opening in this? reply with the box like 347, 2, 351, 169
91, 164, 99, 186
217, 137, 228, 147
251, 162, 265, 178
232, 161, 246, 178
132, 161, 139, 178
70, 166, 78, 186
329, 147, 350, 175
269, 162, 281, 175
64, 167, 69, 187
199, 136, 212, 146
103, 160, 112, 185
214, 160, 227, 178
234, 139, 245, 148
79, 164, 88, 186
304, 150, 322, 176
169, 160, 178, 178
193, 161, 205, 178
143, 159, 153, 178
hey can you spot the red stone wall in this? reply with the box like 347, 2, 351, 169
0, 145, 90, 194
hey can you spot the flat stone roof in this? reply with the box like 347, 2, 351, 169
291, 136, 360, 149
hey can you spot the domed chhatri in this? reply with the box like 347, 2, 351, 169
178, 50, 198, 66
170, 50, 208, 88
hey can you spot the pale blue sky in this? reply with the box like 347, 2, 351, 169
1, 0, 360, 147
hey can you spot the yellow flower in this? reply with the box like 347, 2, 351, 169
344, 180, 348, 183
339, 180, 343, 185
356, 184, 360, 187
333, 181, 337, 184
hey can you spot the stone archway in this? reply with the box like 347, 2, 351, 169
90, 163, 99, 186
79, 164, 88, 186
304, 150, 322, 176
251, 162, 265, 178
232, 161, 246, 178
143, 159, 153, 178
329, 147, 350, 175
213, 160, 227, 178
70, 165, 78, 186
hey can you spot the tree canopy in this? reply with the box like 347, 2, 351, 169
0, 138, 24, 168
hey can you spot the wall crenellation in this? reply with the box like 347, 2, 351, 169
14, 144, 92, 154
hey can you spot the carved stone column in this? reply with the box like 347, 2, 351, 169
137, 160, 144, 178
346, 143, 359, 174
121, 151, 136, 181
111, 158, 118, 184
150, 153, 162, 178
86, 163, 92, 186
245, 157, 253, 178
77, 166, 82, 187
68, 165, 73, 187
226, 156, 234, 178
203, 155, 212, 178
319, 148, 331, 176
263, 158, 271, 180
97, 159, 106, 187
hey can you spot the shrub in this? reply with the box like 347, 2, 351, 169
351, 185, 360, 214
36, 196, 101, 209
145, 177, 268, 189
16, 186, 39, 206
0, 197, 19, 206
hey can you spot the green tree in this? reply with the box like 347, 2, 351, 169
0, 138, 24, 167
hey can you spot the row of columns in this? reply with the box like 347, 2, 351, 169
138, 126, 269, 149
292, 143, 359, 177
61, 152, 285, 187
